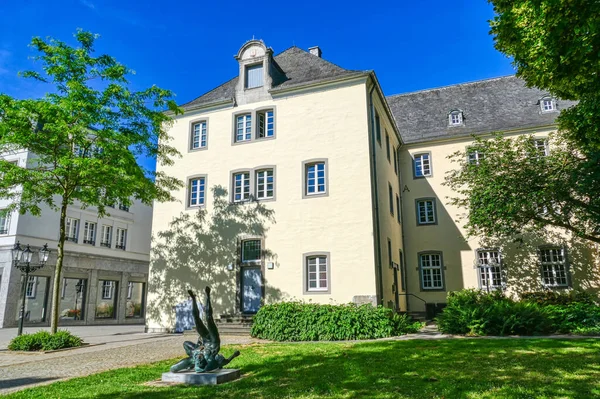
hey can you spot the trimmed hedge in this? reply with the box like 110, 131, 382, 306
436, 289, 600, 336
8, 330, 83, 351
251, 302, 423, 341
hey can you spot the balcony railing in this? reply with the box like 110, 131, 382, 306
116, 244, 126, 250
0, 229, 8, 235
66, 236, 78, 243
118, 204, 130, 212
83, 239, 95, 245
100, 241, 112, 248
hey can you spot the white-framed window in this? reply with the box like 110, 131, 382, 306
115, 228, 127, 250
449, 111, 463, 126
257, 110, 274, 139
0, 210, 10, 235
191, 121, 207, 149
541, 97, 556, 113
235, 114, 252, 142
233, 172, 251, 202
532, 138, 549, 156
396, 194, 401, 223
419, 253, 444, 290
255, 169, 274, 200
101, 225, 112, 248
241, 239, 261, 263
83, 221, 96, 245
468, 149, 485, 165
307, 255, 328, 292
540, 247, 568, 287
245, 63, 264, 89
102, 280, 114, 299
385, 131, 391, 162
388, 184, 394, 216
118, 203, 130, 212
66, 217, 79, 243
305, 162, 327, 195
188, 177, 206, 207
25, 276, 37, 298
413, 153, 432, 177
477, 250, 503, 290
416, 199, 436, 225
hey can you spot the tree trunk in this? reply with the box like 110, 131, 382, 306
50, 199, 68, 334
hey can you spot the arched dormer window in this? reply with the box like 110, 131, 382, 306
540, 96, 556, 113
448, 110, 463, 126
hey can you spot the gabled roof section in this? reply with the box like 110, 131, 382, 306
386, 76, 578, 144
180, 46, 366, 110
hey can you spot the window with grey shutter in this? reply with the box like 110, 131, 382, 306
245, 64, 264, 89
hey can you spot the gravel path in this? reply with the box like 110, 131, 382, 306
0, 334, 259, 395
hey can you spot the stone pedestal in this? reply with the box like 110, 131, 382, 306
161, 369, 241, 385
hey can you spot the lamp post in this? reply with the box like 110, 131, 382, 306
74, 279, 84, 321
12, 242, 50, 336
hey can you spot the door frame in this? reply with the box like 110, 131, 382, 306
236, 237, 266, 315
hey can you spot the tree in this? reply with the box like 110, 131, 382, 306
0, 31, 183, 333
489, 0, 600, 150
445, 133, 600, 245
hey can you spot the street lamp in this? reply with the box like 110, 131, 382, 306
12, 242, 50, 336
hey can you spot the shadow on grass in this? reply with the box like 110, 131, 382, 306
18, 339, 600, 399
0, 377, 58, 391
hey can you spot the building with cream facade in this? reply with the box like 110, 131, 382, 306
0, 150, 153, 328
147, 40, 599, 330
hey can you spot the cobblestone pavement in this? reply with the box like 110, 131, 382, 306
0, 334, 260, 395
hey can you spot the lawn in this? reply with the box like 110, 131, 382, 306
6, 339, 600, 399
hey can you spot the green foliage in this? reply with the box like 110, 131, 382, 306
445, 132, 600, 244
437, 289, 600, 336
489, 0, 600, 150
521, 290, 599, 306
8, 330, 82, 351
251, 301, 423, 341
0, 30, 184, 332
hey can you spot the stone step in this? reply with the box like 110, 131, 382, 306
218, 326, 252, 335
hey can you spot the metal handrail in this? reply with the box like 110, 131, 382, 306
397, 293, 427, 305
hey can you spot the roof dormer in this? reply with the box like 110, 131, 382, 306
234, 40, 279, 105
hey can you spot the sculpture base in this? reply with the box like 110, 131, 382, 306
161, 369, 241, 385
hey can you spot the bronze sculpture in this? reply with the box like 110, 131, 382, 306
170, 287, 240, 373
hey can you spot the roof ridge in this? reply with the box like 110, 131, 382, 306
386, 74, 517, 99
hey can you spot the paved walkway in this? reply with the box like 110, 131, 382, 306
0, 326, 259, 395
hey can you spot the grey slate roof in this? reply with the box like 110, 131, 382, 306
386, 76, 578, 144
180, 46, 366, 110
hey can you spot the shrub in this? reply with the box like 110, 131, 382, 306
437, 289, 600, 336
8, 330, 83, 351
251, 301, 423, 341
520, 291, 599, 306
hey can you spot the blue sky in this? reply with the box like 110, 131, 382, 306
0, 0, 514, 169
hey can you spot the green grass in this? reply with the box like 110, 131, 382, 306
6, 339, 600, 398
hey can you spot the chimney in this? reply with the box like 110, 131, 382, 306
309, 46, 322, 58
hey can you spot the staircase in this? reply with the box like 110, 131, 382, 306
215, 314, 253, 336
406, 311, 428, 323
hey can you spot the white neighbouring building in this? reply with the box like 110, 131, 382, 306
0, 148, 153, 328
